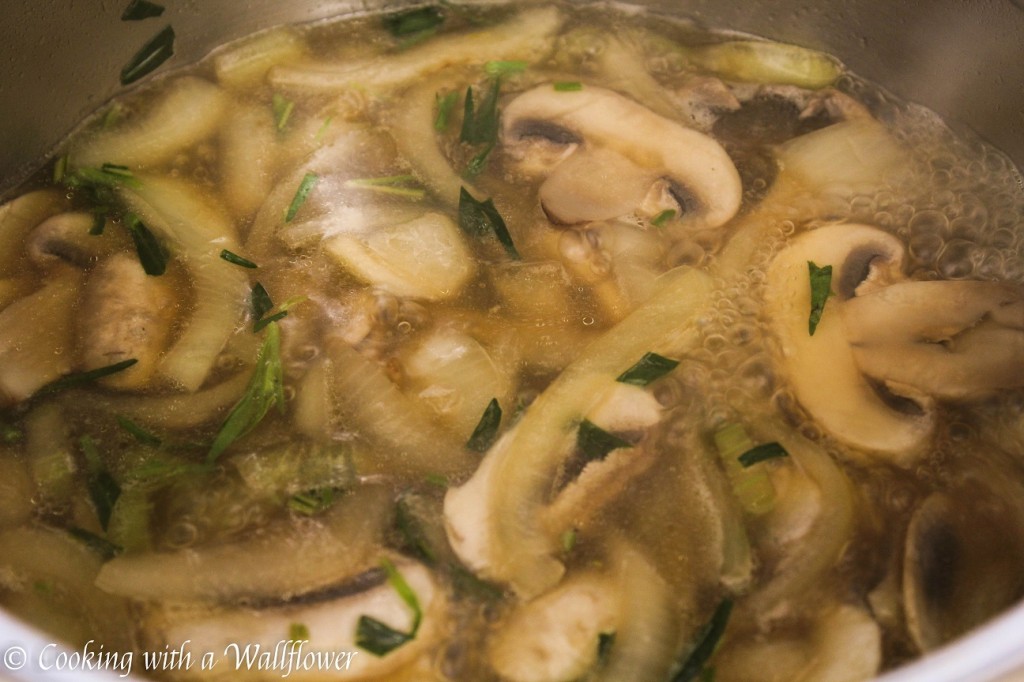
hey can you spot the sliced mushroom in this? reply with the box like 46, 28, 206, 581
501, 85, 742, 228
765, 223, 1024, 463
26, 212, 121, 269
76, 253, 177, 391
903, 481, 1024, 652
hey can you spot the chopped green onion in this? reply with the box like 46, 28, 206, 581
102, 103, 125, 129
395, 495, 438, 564
125, 213, 168, 276
285, 172, 319, 222
617, 352, 679, 386
207, 322, 285, 464
458, 187, 519, 259
89, 213, 107, 236
0, 421, 22, 444
272, 93, 295, 132
80, 436, 121, 531
121, 0, 164, 21
116, 415, 162, 447
466, 398, 501, 452
251, 282, 274, 324
807, 261, 833, 336
383, 6, 444, 37
561, 528, 578, 553
344, 175, 426, 199
651, 209, 677, 227
120, 25, 175, 85
671, 599, 733, 682
254, 310, 288, 332
38, 359, 138, 396
425, 473, 448, 488
464, 141, 496, 179
220, 249, 258, 269
289, 623, 310, 642
434, 91, 459, 131
315, 116, 334, 143
485, 60, 528, 76
67, 527, 123, 561
712, 423, 776, 515
355, 558, 423, 656
737, 442, 789, 468
288, 488, 337, 516
66, 165, 142, 190
460, 82, 499, 146
553, 81, 583, 92
597, 631, 616, 663
577, 419, 630, 461
52, 155, 68, 183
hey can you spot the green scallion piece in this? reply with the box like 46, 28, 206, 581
285, 172, 319, 222
38, 359, 138, 395
616, 352, 679, 386
116, 416, 162, 447
458, 187, 519, 259
68, 527, 123, 561
121, 0, 165, 21
89, 213, 107, 236
125, 213, 167, 276
272, 93, 295, 132
484, 60, 528, 76
288, 488, 337, 516
344, 175, 426, 199
807, 261, 833, 336
553, 81, 583, 92
355, 558, 423, 656
466, 398, 502, 452
737, 442, 789, 468
120, 25, 175, 85
52, 155, 68, 183
651, 209, 677, 227
220, 249, 258, 269
251, 282, 274, 323
80, 436, 121, 532
383, 6, 444, 37
671, 599, 733, 682
577, 419, 630, 461
289, 623, 310, 642
434, 90, 459, 131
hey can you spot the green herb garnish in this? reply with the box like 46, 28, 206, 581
289, 623, 310, 642
52, 155, 68, 183
671, 598, 733, 682
344, 175, 426, 199
616, 352, 679, 386
424, 473, 448, 488
651, 209, 676, 227
807, 261, 833, 336
120, 25, 175, 85
125, 213, 168, 276
458, 187, 519, 259
251, 282, 274, 324
355, 558, 423, 656
383, 6, 444, 37
285, 172, 319, 222
67, 527, 122, 561
561, 528, 578, 553
434, 91, 459, 131
553, 81, 583, 92
89, 214, 107, 236
0, 421, 22, 444
207, 322, 285, 464
288, 488, 337, 516
466, 398, 501, 452
577, 419, 630, 461
38, 359, 137, 396
80, 436, 121, 531
220, 249, 258, 269
737, 442, 789, 468
396, 495, 438, 564
484, 60, 528, 76
272, 93, 295, 132
315, 116, 334, 143
66, 164, 141, 190
116, 416, 162, 447
597, 631, 616, 663
121, 0, 165, 21
460, 78, 502, 176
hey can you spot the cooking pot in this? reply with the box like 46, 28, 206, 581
0, 1, 1022, 680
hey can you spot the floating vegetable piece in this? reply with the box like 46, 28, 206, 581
685, 40, 842, 89
458, 187, 519, 259
325, 212, 475, 301
502, 85, 741, 228
120, 25, 175, 85
766, 223, 1024, 463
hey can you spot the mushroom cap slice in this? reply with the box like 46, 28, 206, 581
502, 85, 742, 228
765, 224, 934, 463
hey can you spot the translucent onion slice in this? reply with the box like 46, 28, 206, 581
445, 266, 713, 597
71, 77, 228, 169
0, 189, 67, 275
119, 174, 249, 392
212, 27, 308, 90
95, 485, 392, 603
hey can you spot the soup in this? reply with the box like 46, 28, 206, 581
1, 2, 1023, 680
